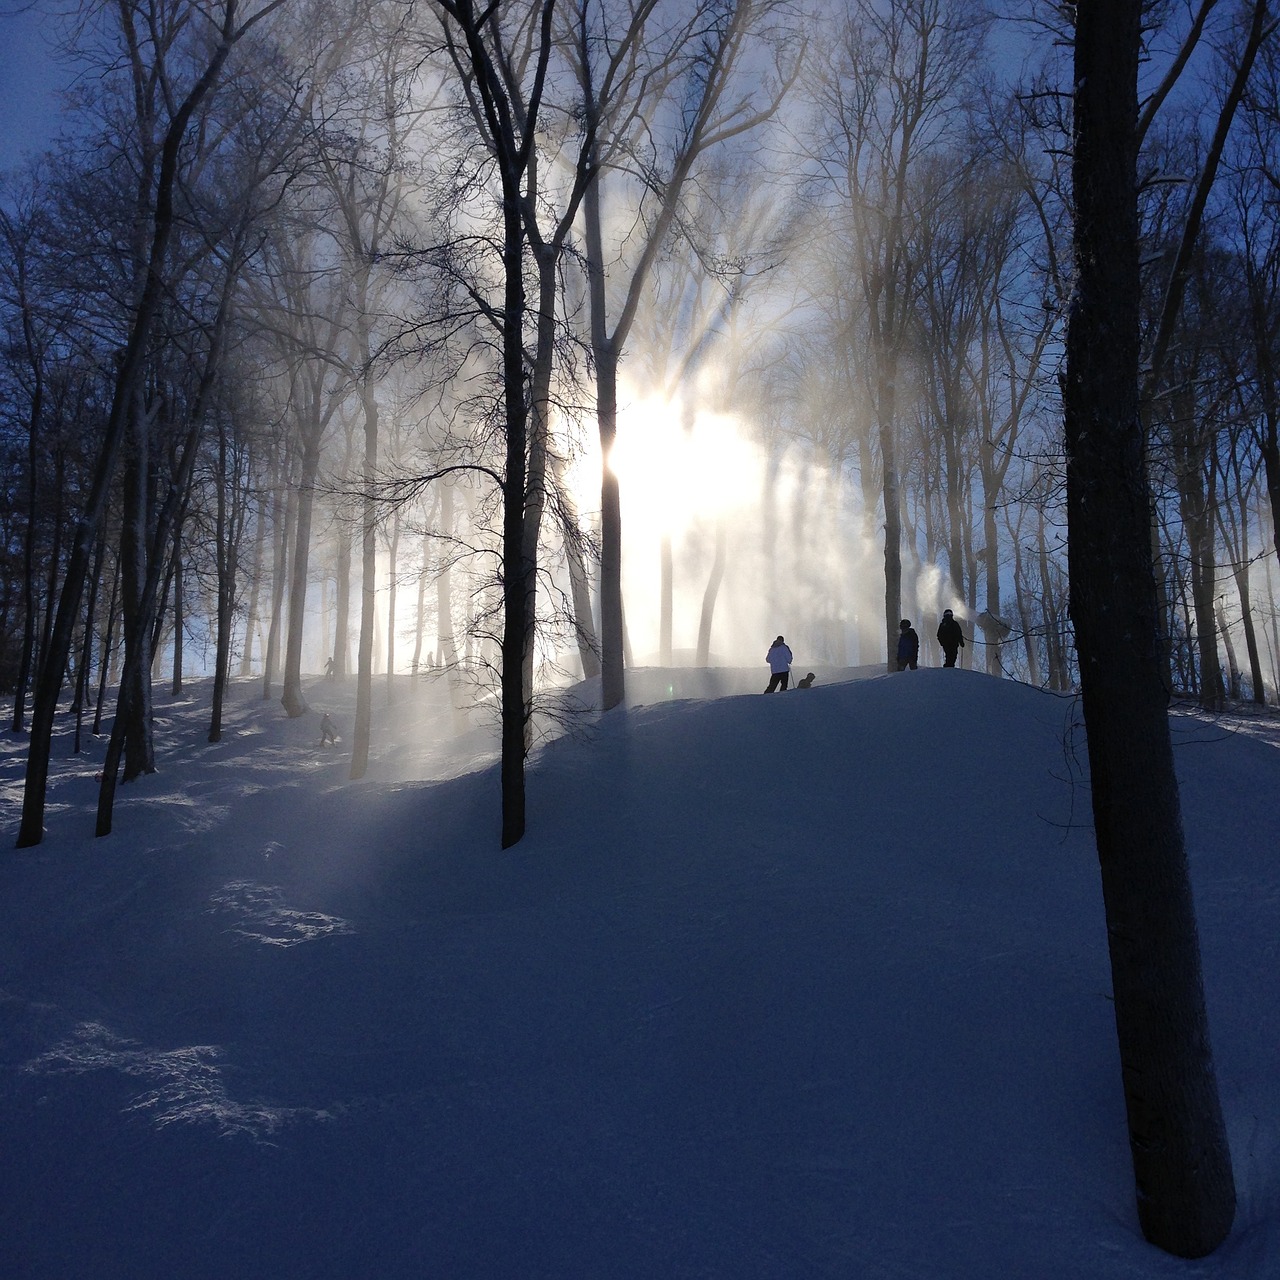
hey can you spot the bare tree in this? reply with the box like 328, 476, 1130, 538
16, 0, 291, 849
1064, 0, 1235, 1256
806, 0, 989, 669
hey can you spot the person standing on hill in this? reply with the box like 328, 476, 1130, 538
937, 609, 965, 668
764, 636, 793, 692
896, 620, 919, 671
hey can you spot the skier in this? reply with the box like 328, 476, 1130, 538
319, 712, 337, 746
764, 636, 793, 692
937, 609, 965, 668
796, 672, 816, 689
896, 619, 919, 671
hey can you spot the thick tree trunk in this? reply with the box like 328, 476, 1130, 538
1065, 2, 1235, 1256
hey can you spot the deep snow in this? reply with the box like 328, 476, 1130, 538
1, 666, 1277, 1279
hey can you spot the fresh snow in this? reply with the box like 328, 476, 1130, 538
1, 666, 1278, 1278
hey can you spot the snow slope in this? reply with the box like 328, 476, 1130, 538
1, 667, 1277, 1279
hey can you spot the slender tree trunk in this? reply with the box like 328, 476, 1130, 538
72, 533, 107, 754
15, 2, 254, 847
333, 513, 352, 679
239, 488, 267, 676
13, 356, 44, 733
263, 450, 293, 701
1065, 2, 1235, 1256
209, 419, 240, 743
1214, 605, 1240, 701
1232, 563, 1265, 704
437, 483, 458, 669
386, 504, 401, 702
551, 453, 600, 680
583, 176, 624, 706
118, 401, 156, 782
350, 394, 377, 780
93, 555, 120, 737
695, 520, 727, 666
878, 380, 903, 674
170, 519, 184, 696
281, 438, 320, 718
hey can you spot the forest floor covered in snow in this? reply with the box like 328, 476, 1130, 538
1, 665, 1278, 1279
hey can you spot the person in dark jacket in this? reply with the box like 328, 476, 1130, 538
936, 608, 965, 668
896, 619, 919, 671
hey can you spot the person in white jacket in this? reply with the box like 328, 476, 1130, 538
764, 636, 793, 692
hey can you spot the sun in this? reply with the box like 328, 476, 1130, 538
607, 392, 762, 541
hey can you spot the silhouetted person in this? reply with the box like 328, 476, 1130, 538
896, 619, 919, 671
796, 672, 816, 689
319, 712, 337, 746
937, 609, 965, 668
764, 636, 793, 692
324, 657, 335, 680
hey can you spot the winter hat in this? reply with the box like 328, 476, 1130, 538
943, 609, 953, 618
899, 619, 911, 629
774, 635, 785, 644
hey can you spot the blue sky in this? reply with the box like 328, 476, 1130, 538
0, 7, 68, 170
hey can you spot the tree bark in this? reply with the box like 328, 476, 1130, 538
1065, 2, 1235, 1256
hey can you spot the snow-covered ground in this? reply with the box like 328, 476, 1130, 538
1, 666, 1277, 1279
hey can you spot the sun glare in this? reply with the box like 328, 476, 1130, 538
608, 396, 762, 539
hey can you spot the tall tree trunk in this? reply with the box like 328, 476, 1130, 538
239, 487, 268, 676
281, 438, 320, 718
878, 373, 903, 673
1175, 427, 1225, 710
118, 401, 156, 782
551, 453, 600, 680
499, 189, 531, 848
350, 381, 378, 780
72, 533, 107, 755
583, 176, 624, 706
263, 450, 293, 700
15, 0, 267, 847
386, 504, 401, 702
209, 418, 241, 743
12, 342, 44, 733
695, 520, 727, 666
437, 483, 458, 669
333, 512, 353, 679
170, 519, 184, 696
93, 554, 120, 737
1065, 2, 1235, 1256
1231, 563, 1265, 705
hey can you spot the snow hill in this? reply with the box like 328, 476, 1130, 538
1, 667, 1278, 1279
